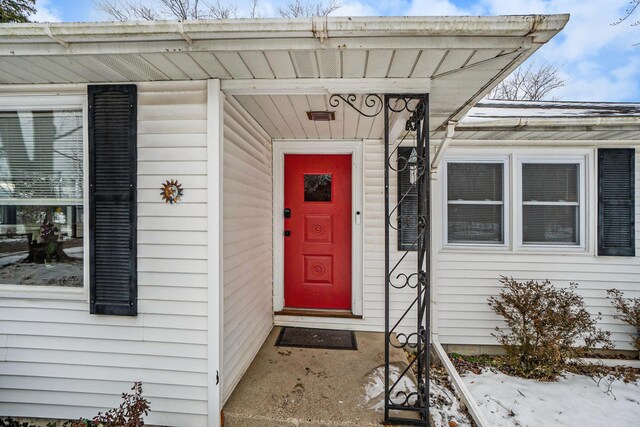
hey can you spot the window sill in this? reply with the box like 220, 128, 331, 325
0, 284, 87, 301
440, 243, 510, 253
516, 244, 589, 254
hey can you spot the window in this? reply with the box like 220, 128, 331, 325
304, 174, 332, 202
446, 161, 506, 244
520, 160, 584, 246
0, 109, 84, 287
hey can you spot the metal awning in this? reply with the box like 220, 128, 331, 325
0, 15, 569, 135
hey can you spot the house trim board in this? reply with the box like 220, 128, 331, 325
272, 139, 365, 317
207, 79, 224, 427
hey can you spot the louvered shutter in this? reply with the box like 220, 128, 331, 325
89, 85, 138, 315
397, 147, 418, 251
598, 148, 635, 257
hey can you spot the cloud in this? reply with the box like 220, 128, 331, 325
332, 1, 378, 16
31, 0, 62, 22
406, 0, 471, 16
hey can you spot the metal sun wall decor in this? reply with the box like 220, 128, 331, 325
161, 179, 183, 204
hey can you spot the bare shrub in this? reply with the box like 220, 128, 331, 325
65, 382, 150, 427
488, 276, 612, 380
607, 288, 640, 352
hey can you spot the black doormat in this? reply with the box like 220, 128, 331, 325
275, 327, 357, 350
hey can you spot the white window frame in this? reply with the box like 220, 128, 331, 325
442, 156, 510, 248
0, 94, 88, 300
515, 155, 588, 251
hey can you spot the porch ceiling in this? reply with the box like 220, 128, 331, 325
0, 16, 569, 134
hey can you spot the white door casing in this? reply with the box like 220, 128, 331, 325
273, 140, 364, 316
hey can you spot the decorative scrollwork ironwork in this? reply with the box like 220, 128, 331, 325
328, 94, 383, 117
384, 93, 430, 426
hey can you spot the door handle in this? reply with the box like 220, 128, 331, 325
355, 211, 361, 225
284, 208, 291, 219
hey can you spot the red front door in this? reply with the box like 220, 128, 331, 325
284, 154, 352, 310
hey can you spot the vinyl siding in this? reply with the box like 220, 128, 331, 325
0, 81, 210, 426
275, 140, 640, 352
222, 96, 273, 403
434, 145, 640, 350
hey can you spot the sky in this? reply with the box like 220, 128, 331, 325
29, 0, 640, 102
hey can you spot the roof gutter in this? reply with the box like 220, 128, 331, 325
457, 116, 640, 132
0, 15, 569, 56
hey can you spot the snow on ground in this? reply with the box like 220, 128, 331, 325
363, 364, 473, 427
430, 370, 472, 427
462, 370, 640, 427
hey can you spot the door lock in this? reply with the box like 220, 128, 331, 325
284, 230, 291, 237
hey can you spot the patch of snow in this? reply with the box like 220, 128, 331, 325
363, 365, 417, 411
363, 364, 473, 427
463, 370, 640, 427
430, 375, 473, 427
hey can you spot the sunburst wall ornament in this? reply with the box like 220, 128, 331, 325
161, 179, 183, 204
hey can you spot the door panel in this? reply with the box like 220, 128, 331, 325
284, 154, 352, 310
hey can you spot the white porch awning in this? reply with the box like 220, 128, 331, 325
0, 15, 569, 137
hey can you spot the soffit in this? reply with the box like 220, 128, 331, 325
0, 16, 569, 136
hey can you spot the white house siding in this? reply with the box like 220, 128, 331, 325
274, 139, 418, 335
433, 144, 640, 351
0, 81, 210, 425
221, 96, 273, 403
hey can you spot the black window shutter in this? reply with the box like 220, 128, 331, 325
89, 85, 138, 315
397, 147, 418, 251
598, 148, 635, 256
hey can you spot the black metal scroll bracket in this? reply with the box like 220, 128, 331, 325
325, 92, 431, 426
328, 94, 383, 117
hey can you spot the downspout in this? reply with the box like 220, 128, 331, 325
431, 120, 456, 172
432, 336, 489, 427
429, 120, 486, 427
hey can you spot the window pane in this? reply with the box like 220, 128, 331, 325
0, 205, 83, 286
0, 109, 84, 287
448, 163, 503, 201
523, 163, 578, 202
523, 205, 578, 244
304, 174, 332, 202
448, 204, 503, 243
0, 110, 83, 202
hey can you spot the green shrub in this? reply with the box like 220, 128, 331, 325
607, 288, 640, 352
488, 276, 612, 380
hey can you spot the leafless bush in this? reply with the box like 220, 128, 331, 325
607, 288, 640, 352
65, 382, 150, 427
488, 276, 612, 380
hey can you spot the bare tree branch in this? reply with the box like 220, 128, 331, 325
208, 0, 237, 19
612, 0, 640, 26
489, 61, 566, 101
97, 0, 210, 21
277, 0, 341, 18
249, 0, 259, 18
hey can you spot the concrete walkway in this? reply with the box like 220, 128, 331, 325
223, 327, 416, 426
